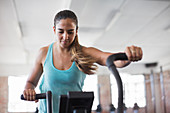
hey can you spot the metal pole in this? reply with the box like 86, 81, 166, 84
144, 74, 148, 113
160, 66, 167, 113
46, 91, 53, 113
150, 70, 156, 113
98, 84, 101, 105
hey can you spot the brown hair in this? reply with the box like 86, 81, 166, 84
54, 10, 97, 74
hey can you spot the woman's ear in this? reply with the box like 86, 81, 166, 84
76, 26, 79, 31
76, 27, 78, 34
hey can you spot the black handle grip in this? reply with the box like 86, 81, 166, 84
21, 93, 46, 100
106, 53, 128, 68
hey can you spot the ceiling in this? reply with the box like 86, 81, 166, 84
0, 0, 170, 76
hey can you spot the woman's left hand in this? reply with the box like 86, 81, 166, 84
125, 45, 143, 62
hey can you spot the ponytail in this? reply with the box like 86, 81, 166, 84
70, 36, 98, 75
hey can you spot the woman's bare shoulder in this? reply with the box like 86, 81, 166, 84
39, 45, 50, 55
36, 44, 51, 63
39, 45, 49, 53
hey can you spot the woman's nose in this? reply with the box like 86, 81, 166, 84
63, 32, 68, 40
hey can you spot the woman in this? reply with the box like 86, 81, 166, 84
23, 10, 143, 113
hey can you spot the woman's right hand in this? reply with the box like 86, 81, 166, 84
23, 89, 38, 102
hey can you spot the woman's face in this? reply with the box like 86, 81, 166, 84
54, 18, 77, 48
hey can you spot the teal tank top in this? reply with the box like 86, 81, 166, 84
39, 43, 86, 113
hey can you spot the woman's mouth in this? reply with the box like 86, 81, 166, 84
62, 41, 68, 44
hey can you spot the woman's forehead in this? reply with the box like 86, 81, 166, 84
56, 18, 76, 28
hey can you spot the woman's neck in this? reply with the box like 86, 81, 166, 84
54, 42, 71, 54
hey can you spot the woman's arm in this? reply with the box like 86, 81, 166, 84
23, 47, 48, 101
82, 45, 143, 68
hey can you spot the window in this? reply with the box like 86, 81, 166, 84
8, 75, 40, 112
110, 73, 146, 108
83, 74, 98, 110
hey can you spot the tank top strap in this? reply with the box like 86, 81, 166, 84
44, 42, 54, 66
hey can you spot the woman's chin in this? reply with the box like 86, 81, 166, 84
60, 44, 69, 48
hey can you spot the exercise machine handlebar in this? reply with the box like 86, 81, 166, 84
106, 53, 128, 113
21, 91, 53, 113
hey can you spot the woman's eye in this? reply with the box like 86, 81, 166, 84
68, 32, 73, 34
59, 31, 63, 34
